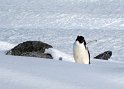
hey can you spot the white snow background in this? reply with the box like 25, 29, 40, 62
0, 0, 124, 89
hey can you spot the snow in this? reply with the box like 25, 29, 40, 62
0, 51, 124, 89
0, 0, 124, 89
0, 41, 15, 51
45, 48, 75, 62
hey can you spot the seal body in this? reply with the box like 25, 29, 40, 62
6, 41, 53, 59
94, 51, 112, 60
73, 36, 90, 64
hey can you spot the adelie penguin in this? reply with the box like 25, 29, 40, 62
73, 36, 90, 64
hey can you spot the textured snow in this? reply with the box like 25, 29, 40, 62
0, 0, 124, 29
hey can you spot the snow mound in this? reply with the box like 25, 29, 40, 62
0, 41, 15, 51
45, 48, 75, 62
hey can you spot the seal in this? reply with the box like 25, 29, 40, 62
94, 51, 112, 60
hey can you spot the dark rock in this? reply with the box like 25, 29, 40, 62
6, 41, 53, 59
94, 51, 112, 60
59, 57, 63, 61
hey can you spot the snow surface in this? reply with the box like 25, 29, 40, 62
0, 50, 124, 89
0, 0, 124, 89
45, 48, 75, 62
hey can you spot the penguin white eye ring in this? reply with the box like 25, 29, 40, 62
73, 36, 90, 64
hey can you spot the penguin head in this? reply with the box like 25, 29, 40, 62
76, 36, 86, 45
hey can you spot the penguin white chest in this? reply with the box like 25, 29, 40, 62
73, 41, 89, 64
